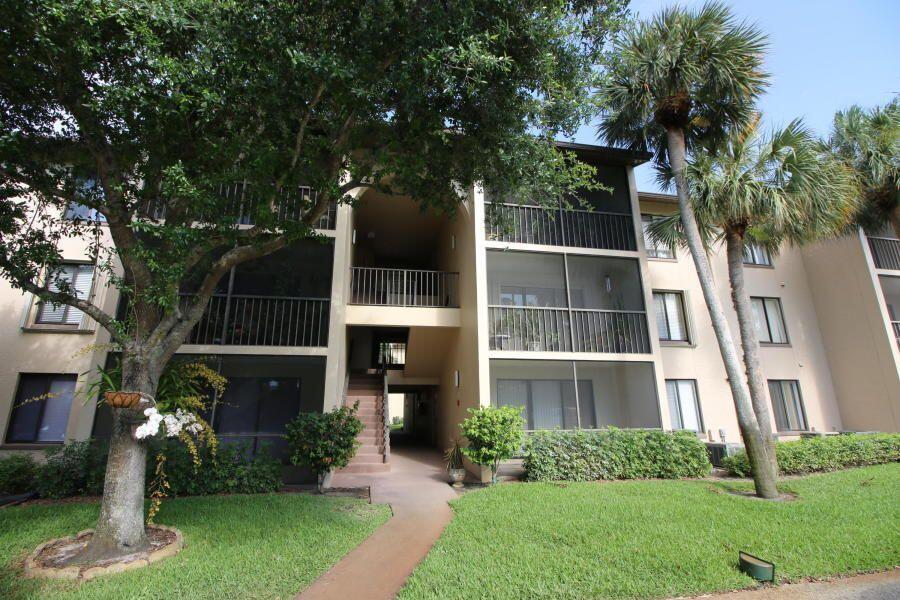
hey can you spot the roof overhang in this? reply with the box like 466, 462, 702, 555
553, 141, 652, 167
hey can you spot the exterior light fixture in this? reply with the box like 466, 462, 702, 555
605, 275, 612, 293
739, 551, 775, 582
454, 370, 460, 387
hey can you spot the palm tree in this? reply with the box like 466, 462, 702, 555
829, 100, 899, 237
598, 2, 779, 497
649, 118, 859, 474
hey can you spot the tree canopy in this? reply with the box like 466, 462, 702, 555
0, 0, 627, 368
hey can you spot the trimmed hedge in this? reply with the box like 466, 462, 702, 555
0, 438, 283, 499
0, 454, 38, 495
723, 433, 900, 477
523, 428, 711, 482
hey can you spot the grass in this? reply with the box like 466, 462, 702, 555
399, 464, 900, 600
0, 493, 390, 600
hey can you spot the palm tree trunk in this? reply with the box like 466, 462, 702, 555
73, 355, 158, 564
724, 227, 779, 476
665, 127, 779, 499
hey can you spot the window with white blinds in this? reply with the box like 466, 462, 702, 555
35, 264, 95, 326
751, 297, 788, 344
654, 291, 689, 342
666, 379, 703, 432
768, 380, 807, 432
743, 243, 772, 266
641, 215, 675, 259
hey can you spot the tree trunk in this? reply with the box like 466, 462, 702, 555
665, 127, 779, 499
724, 227, 779, 477
73, 355, 159, 564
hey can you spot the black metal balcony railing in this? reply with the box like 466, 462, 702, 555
143, 184, 337, 230
350, 268, 460, 308
488, 306, 650, 354
868, 236, 900, 270
377, 342, 407, 369
181, 294, 329, 346
486, 203, 636, 251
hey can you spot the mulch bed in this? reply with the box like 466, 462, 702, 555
34, 527, 176, 570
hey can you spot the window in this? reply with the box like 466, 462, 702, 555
213, 376, 301, 458
497, 378, 597, 430
666, 380, 703, 432
751, 297, 788, 344
743, 243, 772, 266
768, 380, 807, 431
63, 203, 106, 222
5, 374, 76, 443
654, 291, 689, 342
641, 215, 674, 259
35, 264, 95, 326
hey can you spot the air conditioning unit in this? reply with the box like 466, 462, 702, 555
705, 442, 743, 467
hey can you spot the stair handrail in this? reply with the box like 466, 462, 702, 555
381, 365, 391, 464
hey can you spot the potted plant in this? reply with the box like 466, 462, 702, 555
444, 439, 466, 487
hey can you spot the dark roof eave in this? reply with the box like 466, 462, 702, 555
553, 141, 653, 166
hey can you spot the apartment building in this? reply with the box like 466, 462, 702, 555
1, 142, 898, 479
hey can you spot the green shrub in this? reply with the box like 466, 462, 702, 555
460, 406, 525, 482
286, 405, 363, 491
723, 433, 900, 477
152, 440, 282, 496
36, 440, 108, 499
0, 454, 38, 495
523, 428, 711, 482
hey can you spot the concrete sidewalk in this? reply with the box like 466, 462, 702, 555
693, 569, 900, 599
296, 446, 458, 600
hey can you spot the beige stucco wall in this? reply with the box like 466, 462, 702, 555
641, 196, 850, 439
0, 231, 118, 448
801, 233, 900, 431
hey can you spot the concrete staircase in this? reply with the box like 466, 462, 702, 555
338, 374, 390, 474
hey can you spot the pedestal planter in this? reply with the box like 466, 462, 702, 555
448, 468, 466, 488
23, 525, 184, 581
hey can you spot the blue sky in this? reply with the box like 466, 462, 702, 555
571, 0, 900, 193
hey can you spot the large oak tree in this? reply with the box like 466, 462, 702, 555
0, 0, 626, 562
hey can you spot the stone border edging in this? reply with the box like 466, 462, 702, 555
24, 525, 184, 581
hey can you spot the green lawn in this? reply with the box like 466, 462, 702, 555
400, 464, 900, 600
0, 493, 390, 600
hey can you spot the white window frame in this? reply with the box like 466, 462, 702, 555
641, 214, 675, 260
666, 379, 704, 432
751, 296, 789, 344
768, 379, 808, 432
653, 290, 690, 343
32, 263, 96, 329
743, 243, 773, 266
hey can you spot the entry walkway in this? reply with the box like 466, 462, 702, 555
297, 446, 458, 600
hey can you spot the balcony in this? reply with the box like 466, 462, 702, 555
182, 294, 330, 347
486, 203, 636, 251
893, 321, 900, 348
488, 306, 650, 353
868, 236, 900, 270
145, 184, 337, 230
350, 268, 459, 308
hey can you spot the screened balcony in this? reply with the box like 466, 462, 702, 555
868, 235, 900, 270
143, 183, 337, 230
485, 203, 636, 251
487, 251, 651, 354
177, 240, 332, 347
490, 359, 660, 430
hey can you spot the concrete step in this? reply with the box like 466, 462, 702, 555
356, 446, 383, 455
348, 454, 386, 465
338, 463, 391, 474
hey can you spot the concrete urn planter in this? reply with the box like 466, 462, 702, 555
448, 468, 466, 488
